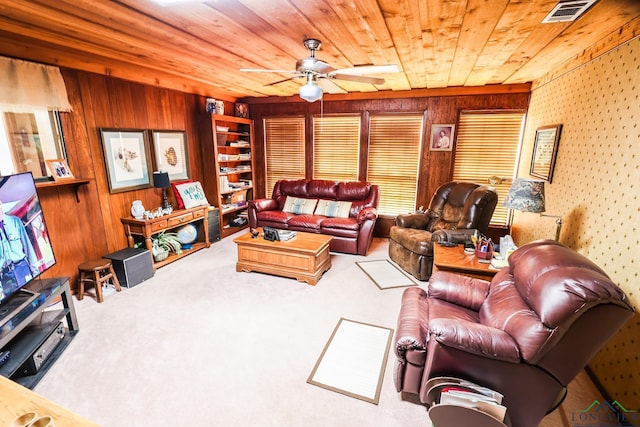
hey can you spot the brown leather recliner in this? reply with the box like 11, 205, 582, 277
389, 181, 498, 281
394, 240, 634, 427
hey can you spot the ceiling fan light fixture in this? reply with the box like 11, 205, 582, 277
299, 81, 323, 102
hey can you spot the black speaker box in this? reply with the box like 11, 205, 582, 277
208, 206, 221, 242
104, 248, 154, 288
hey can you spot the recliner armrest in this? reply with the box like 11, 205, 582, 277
248, 198, 278, 212
428, 272, 490, 311
395, 287, 429, 363
432, 228, 476, 244
395, 213, 430, 229
429, 318, 521, 363
356, 206, 378, 223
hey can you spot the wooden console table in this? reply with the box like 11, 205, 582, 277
121, 205, 210, 269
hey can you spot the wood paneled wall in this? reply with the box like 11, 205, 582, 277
37, 69, 216, 289
244, 89, 531, 234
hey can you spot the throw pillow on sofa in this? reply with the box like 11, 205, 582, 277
314, 200, 352, 218
283, 196, 318, 214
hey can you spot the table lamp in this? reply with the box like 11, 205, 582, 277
153, 171, 171, 209
503, 178, 562, 241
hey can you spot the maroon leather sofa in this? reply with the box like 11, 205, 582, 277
394, 240, 634, 427
248, 179, 379, 255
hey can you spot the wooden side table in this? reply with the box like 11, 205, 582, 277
433, 244, 501, 280
121, 205, 210, 269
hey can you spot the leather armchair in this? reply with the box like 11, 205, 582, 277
394, 240, 634, 427
389, 181, 498, 281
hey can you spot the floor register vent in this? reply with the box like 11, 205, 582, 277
542, 0, 598, 23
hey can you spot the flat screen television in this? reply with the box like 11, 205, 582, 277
0, 172, 56, 322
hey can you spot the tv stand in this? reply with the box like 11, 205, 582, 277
0, 277, 78, 389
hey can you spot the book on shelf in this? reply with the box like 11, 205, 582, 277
219, 175, 230, 192
229, 141, 250, 147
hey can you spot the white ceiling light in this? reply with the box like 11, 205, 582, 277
299, 75, 323, 102
542, 0, 598, 23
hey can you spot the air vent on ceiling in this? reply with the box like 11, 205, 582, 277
542, 0, 598, 23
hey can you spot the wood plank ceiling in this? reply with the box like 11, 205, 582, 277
0, 0, 639, 100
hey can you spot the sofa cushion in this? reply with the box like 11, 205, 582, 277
314, 200, 352, 218
283, 196, 318, 214
307, 180, 339, 199
288, 214, 324, 231
321, 217, 360, 238
257, 210, 295, 225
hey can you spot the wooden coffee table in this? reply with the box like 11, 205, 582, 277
433, 243, 501, 280
233, 228, 332, 285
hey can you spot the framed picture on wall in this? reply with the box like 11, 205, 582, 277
530, 124, 562, 183
45, 158, 74, 180
430, 124, 455, 151
152, 130, 189, 181
99, 128, 153, 193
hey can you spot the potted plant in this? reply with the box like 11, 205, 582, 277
151, 231, 183, 262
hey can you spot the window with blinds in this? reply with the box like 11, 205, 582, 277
453, 111, 525, 226
264, 116, 305, 195
313, 115, 360, 181
367, 113, 424, 216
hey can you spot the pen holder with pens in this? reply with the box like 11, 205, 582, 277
475, 236, 494, 261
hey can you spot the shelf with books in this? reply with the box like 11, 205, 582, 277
208, 114, 255, 238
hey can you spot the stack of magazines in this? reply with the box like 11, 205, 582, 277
277, 230, 297, 241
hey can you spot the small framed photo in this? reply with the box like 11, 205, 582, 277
99, 129, 153, 193
46, 158, 74, 180
152, 130, 190, 181
530, 124, 562, 183
235, 102, 249, 118
430, 124, 455, 151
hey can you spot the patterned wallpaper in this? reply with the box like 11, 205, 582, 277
513, 36, 640, 401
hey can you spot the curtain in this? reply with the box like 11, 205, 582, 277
0, 56, 72, 111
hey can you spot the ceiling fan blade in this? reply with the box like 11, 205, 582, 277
311, 60, 335, 74
332, 64, 399, 76
265, 75, 304, 86
240, 68, 299, 74
317, 78, 347, 94
330, 73, 385, 85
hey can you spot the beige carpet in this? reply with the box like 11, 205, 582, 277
32, 235, 602, 427
307, 318, 393, 404
33, 237, 431, 427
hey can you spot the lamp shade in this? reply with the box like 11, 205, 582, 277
299, 82, 323, 102
153, 171, 170, 189
503, 178, 546, 213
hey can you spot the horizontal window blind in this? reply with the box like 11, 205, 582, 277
368, 114, 423, 216
453, 111, 525, 226
264, 116, 305, 195
313, 115, 360, 181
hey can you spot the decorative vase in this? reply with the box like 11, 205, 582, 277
215, 100, 224, 115
131, 200, 145, 219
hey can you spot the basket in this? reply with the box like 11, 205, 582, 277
216, 133, 228, 146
